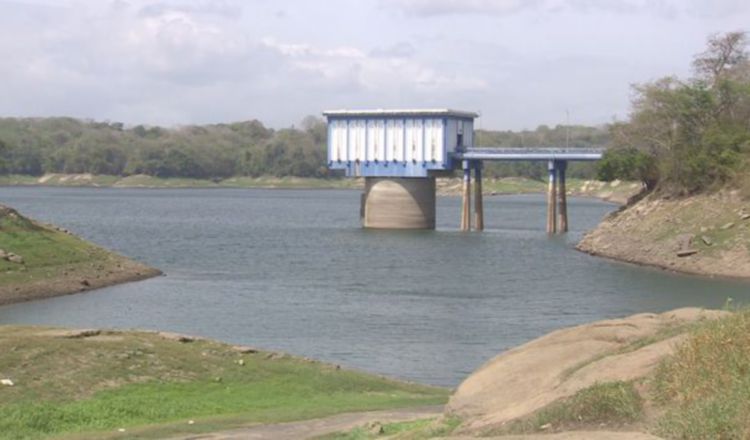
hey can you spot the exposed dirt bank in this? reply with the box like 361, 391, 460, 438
0, 174, 642, 204
0, 257, 161, 306
577, 190, 750, 279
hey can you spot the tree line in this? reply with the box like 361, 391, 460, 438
0, 116, 329, 179
0, 114, 607, 181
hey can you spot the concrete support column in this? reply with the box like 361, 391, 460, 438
474, 161, 484, 231
546, 160, 557, 234
461, 160, 472, 232
362, 177, 436, 229
557, 160, 568, 233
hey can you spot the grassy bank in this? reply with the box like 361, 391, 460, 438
0, 326, 448, 440
0, 205, 160, 305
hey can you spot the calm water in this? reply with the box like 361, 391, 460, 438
1, 187, 748, 387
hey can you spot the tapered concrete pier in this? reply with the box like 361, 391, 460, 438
362, 177, 436, 229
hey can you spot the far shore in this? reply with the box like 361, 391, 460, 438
0, 173, 642, 204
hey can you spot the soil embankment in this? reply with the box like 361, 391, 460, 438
0, 204, 161, 305
577, 190, 750, 279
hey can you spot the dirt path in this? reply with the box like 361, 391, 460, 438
451, 432, 662, 439
173, 405, 444, 440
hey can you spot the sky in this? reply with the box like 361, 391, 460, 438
0, 0, 748, 130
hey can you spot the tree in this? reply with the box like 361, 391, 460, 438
693, 31, 748, 84
0, 139, 7, 174
605, 31, 750, 194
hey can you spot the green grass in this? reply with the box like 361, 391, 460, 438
0, 207, 110, 286
0, 327, 448, 439
316, 416, 461, 440
651, 309, 750, 439
496, 381, 643, 435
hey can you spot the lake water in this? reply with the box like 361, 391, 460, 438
1, 187, 748, 387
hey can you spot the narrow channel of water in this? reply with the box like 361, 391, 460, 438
1, 187, 747, 386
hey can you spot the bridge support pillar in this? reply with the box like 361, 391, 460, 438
362, 177, 436, 229
546, 160, 557, 234
557, 160, 568, 233
474, 161, 484, 231
461, 161, 472, 231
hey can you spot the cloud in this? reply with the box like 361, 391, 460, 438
370, 42, 416, 58
0, 0, 488, 126
1, 0, 747, 130
379, 0, 750, 19
136, 0, 243, 19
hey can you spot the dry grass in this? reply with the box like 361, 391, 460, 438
492, 381, 643, 435
652, 309, 750, 439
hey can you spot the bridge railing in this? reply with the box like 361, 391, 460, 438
455, 147, 605, 161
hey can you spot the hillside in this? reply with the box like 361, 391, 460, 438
0, 204, 161, 305
577, 191, 750, 278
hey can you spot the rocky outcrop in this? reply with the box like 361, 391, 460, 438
446, 308, 727, 433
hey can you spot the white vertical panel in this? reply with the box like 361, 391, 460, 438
391, 119, 405, 162
359, 120, 367, 161
405, 119, 415, 163
423, 119, 432, 163
413, 119, 424, 163
334, 120, 347, 162
346, 120, 355, 162
375, 120, 386, 162
385, 119, 394, 162
432, 119, 444, 162
366, 119, 376, 162
350, 120, 365, 162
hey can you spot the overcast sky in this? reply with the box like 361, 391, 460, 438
0, 0, 748, 130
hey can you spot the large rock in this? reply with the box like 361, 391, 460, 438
446, 308, 727, 432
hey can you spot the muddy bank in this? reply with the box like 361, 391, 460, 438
0, 258, 161, 306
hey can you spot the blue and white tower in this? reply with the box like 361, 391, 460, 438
324, 109, 478, 229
